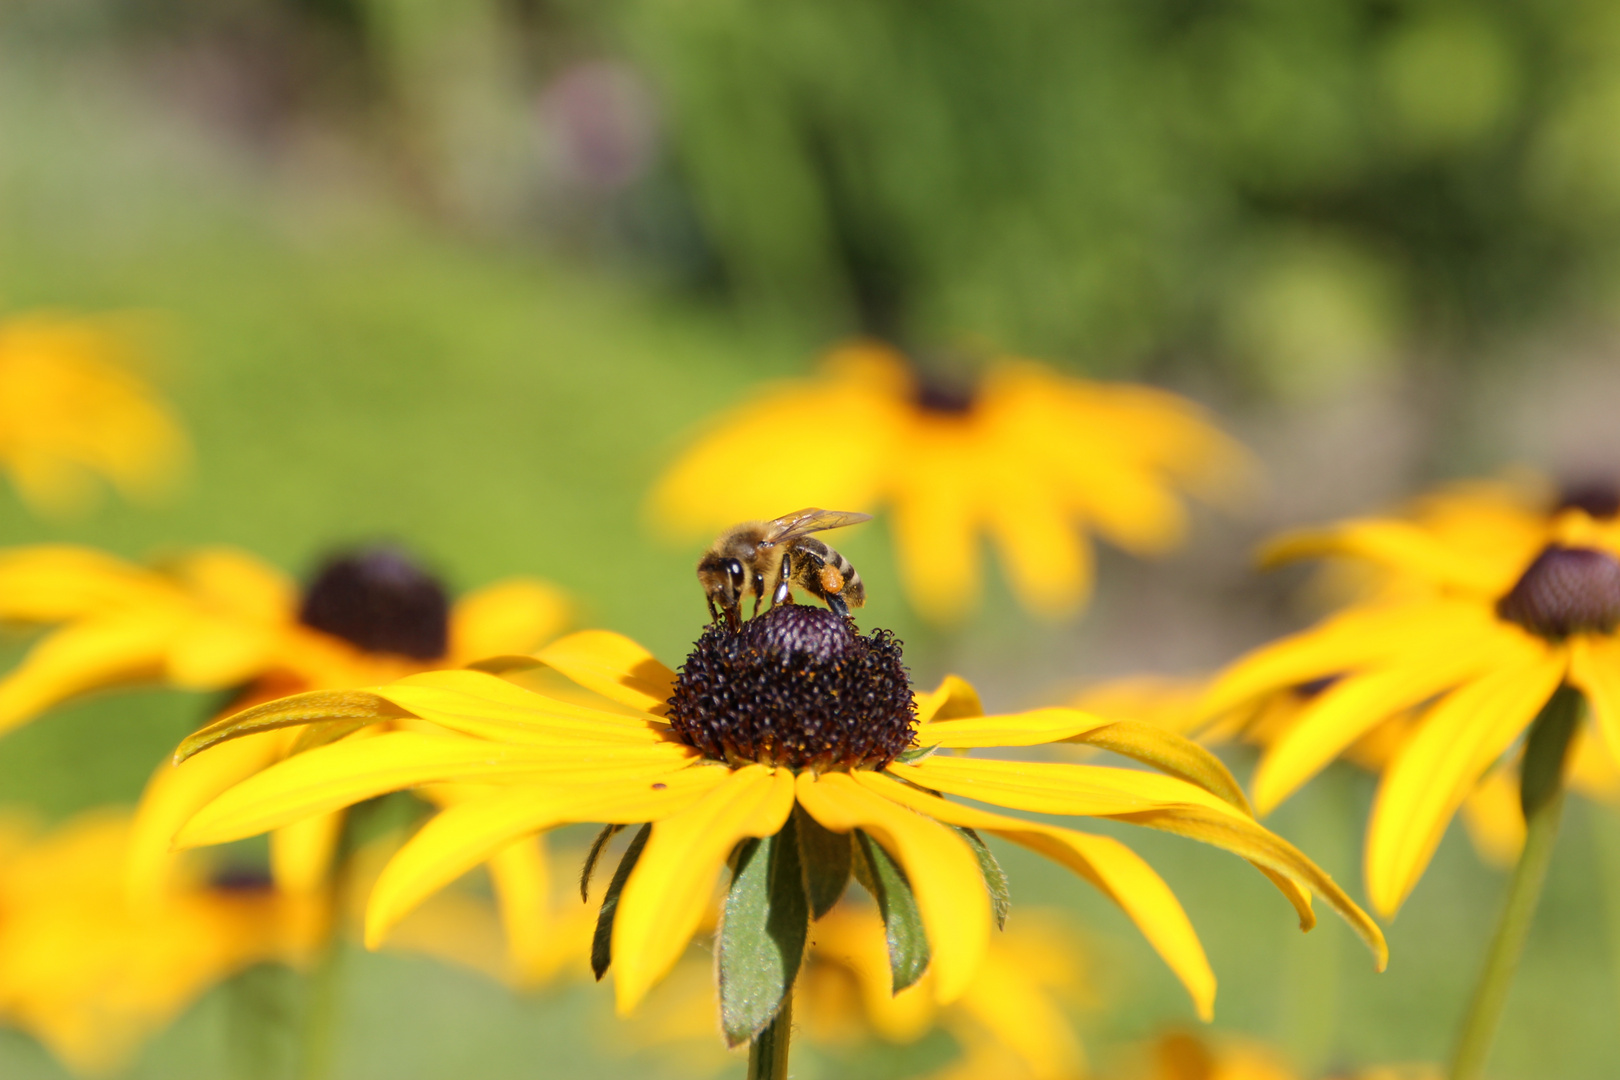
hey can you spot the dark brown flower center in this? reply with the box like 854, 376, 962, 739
1496, 544, 1620, 639
298, 547, 451, 660
665, 604, 917, 770
1558, 481, 1620, 520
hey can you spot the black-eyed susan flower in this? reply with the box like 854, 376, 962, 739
649, 342, 1252, 623
1122, 1031, 1438, 1080
0, 543, 567, 968
627, 901, 1089, 1080
1197, 478, 1620, 916
168, 600, 1385, 1071
0, 313, 187, 516
0, 808, 316, 1076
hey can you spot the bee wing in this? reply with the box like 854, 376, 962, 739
762, 508, 874, 544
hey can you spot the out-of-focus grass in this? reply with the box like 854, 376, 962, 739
0, 36, 1614, 1080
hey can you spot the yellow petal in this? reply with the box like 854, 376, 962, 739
858, 771, 1215, 1019
1569, 634, 1620, 766
126, 730, 288, 907
795, 771, 989, 1003
613, 765, 795, 1013
983, 466, 1093, 619
449, 578, 571, 665
270, 812, 344, 895
1460, 765, 1526, 869
383, 669, 666, 743
1261, 519, 1517, 595
0, 617, 174, 736
894, 755, 1240, 818
921, 708, 1109, 749
1200, 600, 1493, 718
0, 544, 167, 620
1253, 627, 1534, 814
178, 732, 696, 848
533, 630, 678, 717
176, 689, 412, 762
1367, 648, 1566, 916
890, 441, 983, 625
486, 837, 553, 985
1068, 720, 1253, 816
913, 675, 984, 725
366, 766, 726, 949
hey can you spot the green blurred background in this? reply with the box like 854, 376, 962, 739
2, 0, 1619, 1076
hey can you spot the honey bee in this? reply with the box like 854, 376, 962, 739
697, 508, 872, 629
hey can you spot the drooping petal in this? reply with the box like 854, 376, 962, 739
1260, 519, 1518, 595
485, 837, 553, 985
1253, 627, 1537, 814
1199, 600, 1495, 718
859, 771, 1215, 1019
1067, 721, 1253, 815
0, 617, 175, 736
613, 765, 796, 1013
1569, 634, 1620, 766
366, 766, 725, 949
920, 709, 1110, 749
532, 631, 678, 718
913, 675, 984, 726
178, 732, 697, 848
984, 465, 1093, 619
894, 756, 1240, 818
269, 812, 344, 895
1460, 764, 1526, 869
448, 579, 571, 664
126, 730, 289, 907
1367, 647, 1566, 916
796, 771, 989, 1004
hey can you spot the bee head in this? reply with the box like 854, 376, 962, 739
696, 550, 748, 630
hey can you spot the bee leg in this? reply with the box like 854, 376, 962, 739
825, 592, 849, 619
772, 552, 792, 607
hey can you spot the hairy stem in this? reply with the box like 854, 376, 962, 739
1448, 686, 1581, 1080
747, 989, 794, 1080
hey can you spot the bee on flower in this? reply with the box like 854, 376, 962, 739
0, 542, 569, 979
164, 520, 1385, 1076
649, 342, 1253, 623
0, 313, 188, 517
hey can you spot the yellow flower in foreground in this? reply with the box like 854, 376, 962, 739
649, 342, 1251, 622
630, 902, 1090, 1080
0, 313, 187, 516
0, 809, 315, 1076
172, 602, 1385, 1048
1199, 484, 1620, 915
0, 544, 566, 939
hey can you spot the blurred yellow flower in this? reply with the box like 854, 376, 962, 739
0, 809, 316, 1076
649, 342, 1251, 623
0, 542, 569, 979
0, 314, 187, 516
169, 602, 1384, 1045
1122, 1030, 1438, 1080
1198, 479, 1620, 915
628, 902, 1089, 1080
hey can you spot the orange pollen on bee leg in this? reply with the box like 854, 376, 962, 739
820, 566, 845, 594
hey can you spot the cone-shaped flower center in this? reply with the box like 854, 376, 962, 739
298, 547, 450, 660
665, 604, 917, 770
1497, 544, 1620, 639
913, 375, 977, 415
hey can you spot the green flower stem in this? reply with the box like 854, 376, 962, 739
747, 990, 794, 1080
1449, 686, 1582, 1080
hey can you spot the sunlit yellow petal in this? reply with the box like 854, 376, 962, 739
913, 675, 984, 725
1070, 720, 1255, 816
894, 755, 1240, 818
0, 617, 174, 736
796, 771, 989, 1003
533, 630, 678, 717
383, 669, 666, 743
921, 708, 1110, 749
984, 467, 1092, 618
859, 771, 1215, 1019
448, 579, 571, 664
366, 765, 724, 949
178, 732, 696, 848
1253, 627, 1535, 814
613, 765, 795, 1013
1367, 648, 1566, 916
1260, 519, 1517, 595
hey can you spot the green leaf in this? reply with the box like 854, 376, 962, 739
580, 824, 626, 902
591, 823, 650, 980
852, 830, 930, 992
952, 826, 1010, 930
718, 814, 810, 1047
794, 805, 851, 919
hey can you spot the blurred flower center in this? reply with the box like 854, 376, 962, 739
1557, 481, 1620, 520
1496, 544, 1620, 639
911, 373, 977, 415
298, 548, 451, 660
665, 604, 916, 770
